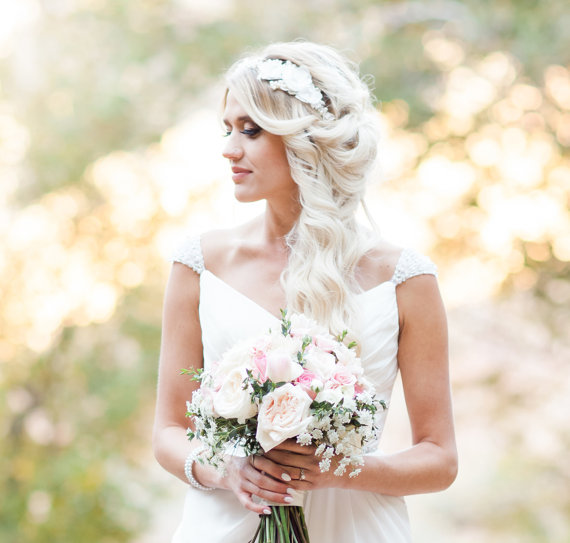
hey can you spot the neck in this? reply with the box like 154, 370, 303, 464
262, 199, 300, 244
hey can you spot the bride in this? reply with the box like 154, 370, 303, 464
153, 41, 457, 542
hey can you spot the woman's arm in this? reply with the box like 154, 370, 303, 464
260, 274, 458, 495
152, 262, 293, 513
152, 262, 205, 483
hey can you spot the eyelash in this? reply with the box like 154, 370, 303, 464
224, 128, 261, 138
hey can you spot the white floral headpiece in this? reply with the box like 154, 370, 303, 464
256, 58, 334, 121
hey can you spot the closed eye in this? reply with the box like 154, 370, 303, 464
223, 127, 262, 138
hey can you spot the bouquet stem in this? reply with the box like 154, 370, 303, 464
249, 506, 310, 543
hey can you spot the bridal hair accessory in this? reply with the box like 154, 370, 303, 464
256, 58, 335, 121
184, 447, 214, 491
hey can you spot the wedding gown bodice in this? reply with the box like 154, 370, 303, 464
169, 235, 437, 543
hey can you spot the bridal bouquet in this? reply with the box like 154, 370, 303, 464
184, 310, 386, 543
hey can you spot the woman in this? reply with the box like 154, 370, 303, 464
153, 41, 457, 542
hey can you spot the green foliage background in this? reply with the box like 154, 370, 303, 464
1, 1, 569, 541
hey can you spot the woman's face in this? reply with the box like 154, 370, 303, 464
222, 92, 298, 206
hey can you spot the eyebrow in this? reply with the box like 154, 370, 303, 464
222, 115, 255, 126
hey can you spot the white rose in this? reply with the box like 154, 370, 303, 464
333, 344, 363, 377
268, 332, 301, 355
213, 367, 257, 423
304, 346, 336, 380
215, 339, 253, 378
289, 313, 328, 337
265, 350, 304, 383
315, 387, 344, 405
256, 383, 313, 452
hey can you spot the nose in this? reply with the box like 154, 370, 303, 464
222, 137, 243, 160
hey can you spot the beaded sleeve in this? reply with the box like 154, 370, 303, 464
170, 235, 205, 275
390, 248, 437, 286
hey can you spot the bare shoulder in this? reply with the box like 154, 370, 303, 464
356, 238, 403, 290
199, 218, 261, 274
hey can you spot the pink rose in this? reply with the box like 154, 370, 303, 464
313, 334, 336, 353
256, 383, 313, 452
328, 367, 357, 390
265, 350, 303, 383
295, 369, 319, 399
251, 348, 268, 383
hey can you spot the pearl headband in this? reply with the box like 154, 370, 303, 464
256, 58, 334, 121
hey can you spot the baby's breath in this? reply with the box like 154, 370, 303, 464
296, 432, 313, 446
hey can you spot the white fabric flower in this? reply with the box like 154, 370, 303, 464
258, 58, 284, 80
280, 62, 313, 93
256, 58, 334, 120
295, 85, 323, 106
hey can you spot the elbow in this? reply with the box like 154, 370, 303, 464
439, 450, 458, 490
152, 424, 166, 466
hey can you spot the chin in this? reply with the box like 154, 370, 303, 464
233, 188, 263, 204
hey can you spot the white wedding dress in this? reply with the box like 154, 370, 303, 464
169, 235, 437, 543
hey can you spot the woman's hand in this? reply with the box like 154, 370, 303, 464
256, 439, 340, 491
217, 454, 295, 515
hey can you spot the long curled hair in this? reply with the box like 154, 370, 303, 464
225, 41, 380, 335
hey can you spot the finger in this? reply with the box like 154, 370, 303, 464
254, 454, 296, 483
273, 439, 315, 454
264, 449, 315, 470
249, 463, 292, 494
241, 479, 295, 506
236, 490, 272, 515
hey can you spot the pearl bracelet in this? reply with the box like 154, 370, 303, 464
184, 447, 214, 491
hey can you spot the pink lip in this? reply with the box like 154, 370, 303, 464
231, 166, 251, 181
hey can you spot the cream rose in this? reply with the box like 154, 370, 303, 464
256, 383, 313, 452
212, 367, 257, 423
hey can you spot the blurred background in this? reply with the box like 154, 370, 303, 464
1, 0, 569, 541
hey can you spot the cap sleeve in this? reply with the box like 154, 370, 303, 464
391, 248, 437, 286
170, 235, 205, 275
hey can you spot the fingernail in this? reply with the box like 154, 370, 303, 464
286, 488, 296, 495
281, 473, 291, 482
263, 508, 271, 515
284, 496, 294, 503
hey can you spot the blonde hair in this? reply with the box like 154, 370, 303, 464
225, 41, 380, 335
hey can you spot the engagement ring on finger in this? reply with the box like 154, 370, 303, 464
300, 468, 306, 481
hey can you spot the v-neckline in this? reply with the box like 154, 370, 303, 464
202, 270, 281, 321
201, 270, 395, 322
